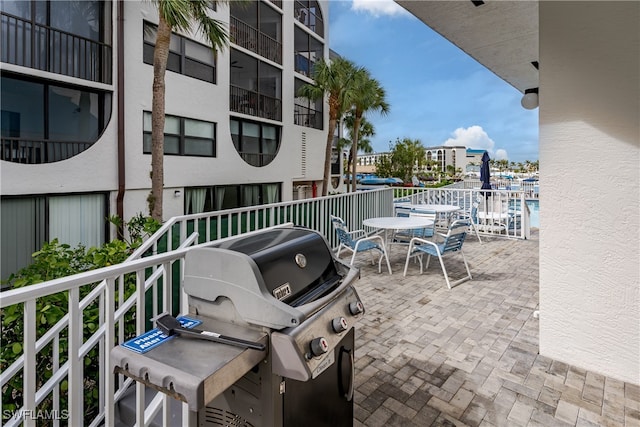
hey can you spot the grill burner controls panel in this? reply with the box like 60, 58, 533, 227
270, 284, 364, 381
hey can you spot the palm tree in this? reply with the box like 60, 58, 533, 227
446, 164, 456, 177
349, 70, 389, 192
342, 113, 375, 187
298, 57, 362, 196
149, 0, 230, 221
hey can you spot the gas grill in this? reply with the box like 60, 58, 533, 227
112, 225, 364, 426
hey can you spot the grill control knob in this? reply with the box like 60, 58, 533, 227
332, 317, 348, 333
349, 301, 364, 316
309, 337, 329, 357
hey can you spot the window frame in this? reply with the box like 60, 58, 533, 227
184, 183, 282, 214
229, 48, 283, 121
143, 21, 217, 84
294, 77, 323, 129
230, 117, 281, 167
294, 26, 323, 78
1, 73, 112, 164
294, 0, 324, 38
143, 111, 216, 158
1, 192, 109, 280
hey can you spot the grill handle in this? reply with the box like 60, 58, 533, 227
338, 347, 355, 402
155, 314, 266, 351
296, 265, 360, 317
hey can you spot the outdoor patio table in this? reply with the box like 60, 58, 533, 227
363, 216, 435, 248
397, 203, 462, 227
399, 204, 461, 214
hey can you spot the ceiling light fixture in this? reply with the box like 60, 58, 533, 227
521, 88, 539, 110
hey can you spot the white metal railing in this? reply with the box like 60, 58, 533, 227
391, 187, 531, 240
0, 233, 203, 427
0, 187, 528, 426
458, 178, 540, 199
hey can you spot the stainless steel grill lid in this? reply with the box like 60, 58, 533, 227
183, 227, 347, 329
207, 228, 341, 306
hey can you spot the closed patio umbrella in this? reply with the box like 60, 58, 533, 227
480, 151, 491, 193
479, 152, 492, 218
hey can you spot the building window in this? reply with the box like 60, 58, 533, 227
294, 26, 323, 77
230, 49, 282, 121
0, 0, 112, 83
185, 183, 281, 214
294, 78, 322, 129
1, 74, 112, 164
294, 1, 324, 38
230, 118, 280, 167
143, 112, 216, 157
1, 193, 108, 281
143, 21, 216, 84
230, 1, 282, 64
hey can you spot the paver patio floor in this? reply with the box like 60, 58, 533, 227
345, 231, 640, 427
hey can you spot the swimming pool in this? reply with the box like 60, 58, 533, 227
526, 199, 540, 228
510, 199, 540, 228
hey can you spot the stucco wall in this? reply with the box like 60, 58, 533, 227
539, 1, 640, 384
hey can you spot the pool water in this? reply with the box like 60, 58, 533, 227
526, 199, 540, 228
510, 199, 540, 228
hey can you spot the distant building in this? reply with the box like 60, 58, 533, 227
356, 146, 476, 175
355, 152, 383, 173
465, 149, 487, 172
424, 145, 468, 175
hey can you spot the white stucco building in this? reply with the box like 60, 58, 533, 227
1, 0, 341, 278
397, 0, 639, 385
357, 146, 473, 176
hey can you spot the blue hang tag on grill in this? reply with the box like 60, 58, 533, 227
122, 316, 202, 354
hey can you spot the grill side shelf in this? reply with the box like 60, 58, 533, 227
111, 316, 268, 412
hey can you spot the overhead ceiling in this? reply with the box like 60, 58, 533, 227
395, 1, 539, 94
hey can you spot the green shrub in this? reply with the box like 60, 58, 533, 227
1, 214, 160, 425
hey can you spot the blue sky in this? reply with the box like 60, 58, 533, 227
328, 0, 539, 163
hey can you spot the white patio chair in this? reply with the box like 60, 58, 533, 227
403, 220, 472, 289
456, 198, 482, 243
391, 206, 412, 244
330, 215, 392, 274
409, 209, 437, 240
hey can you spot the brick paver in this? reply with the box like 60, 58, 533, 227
347, 231, 639, 426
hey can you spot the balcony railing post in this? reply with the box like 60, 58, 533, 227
23, 299, 37, 427
163, 261, 172, 314
68, 287, 82, 425
104, 278, 116, 427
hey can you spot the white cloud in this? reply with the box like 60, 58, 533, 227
494, 149, 509, 161
442, 125, 510, 160
444, 125, 491, 150
350, 0, 409, 17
